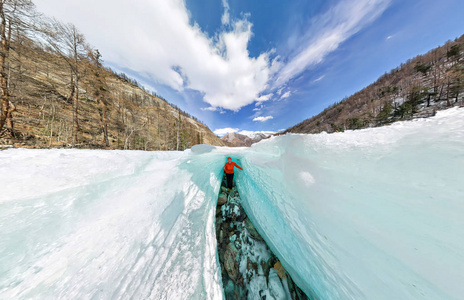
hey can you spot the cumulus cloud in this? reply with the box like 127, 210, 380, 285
34, 0, 272, 111
221, 0, 230, 25
280, 91, 291, 99
273, 0, 391, 87
201, 107, 218, 112
34, 0, 390, 112
253, 116, 273, 122
256, 93, 273, 102
213, 127, 239, 136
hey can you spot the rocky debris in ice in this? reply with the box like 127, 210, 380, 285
218, 193, 227, 206
274, 261, 286, 279
224, 242, 240, 283
245, 218, 264, 241
221, 197, 246, 222
216, 173, 309, 299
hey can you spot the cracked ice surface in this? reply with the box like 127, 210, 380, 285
1, 107, 463, 299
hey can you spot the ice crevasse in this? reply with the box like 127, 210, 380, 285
0, 107, 463, 299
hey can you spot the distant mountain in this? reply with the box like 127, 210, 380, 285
248, 132, 268, 142
239, 131, 274, 142
285, 34, 464, 134
221, 131, 273, 147
221, 132, 253, 147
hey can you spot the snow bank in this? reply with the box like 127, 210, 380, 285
1, 107, 463, 299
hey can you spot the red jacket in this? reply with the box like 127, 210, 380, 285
224, 162, 242, 174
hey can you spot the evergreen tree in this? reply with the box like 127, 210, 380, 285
376, 101, 392, 123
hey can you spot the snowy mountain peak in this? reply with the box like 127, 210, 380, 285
220, 131, 274, 147
221, 132, 253, 147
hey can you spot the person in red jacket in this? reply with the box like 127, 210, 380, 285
223, 157, 243, 190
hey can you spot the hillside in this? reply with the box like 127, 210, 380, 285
0, 5, 224, 150
286, 34, 464, 134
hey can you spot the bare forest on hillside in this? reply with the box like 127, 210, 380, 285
286, 35, 464, 134
0, 0, 224, 150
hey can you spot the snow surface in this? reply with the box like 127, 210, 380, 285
1, 107, 463, 299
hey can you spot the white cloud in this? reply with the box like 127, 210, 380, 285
33, 0, 390, 112
34, 0, 272, 111
312, 74, 326, 83
253, 102, 264, 111
213, 127, 239, 136
221, 0, 230, 25
256, 93, 273, 102
273, 0, 391, 87
280, 91, 291, 99
253, 116, 273, 122
201, 106, 218, 111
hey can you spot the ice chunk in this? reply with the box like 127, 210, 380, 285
247, 275, 268, 300
268, 268, 286, 300
0, 149, 226, 299
236, 107, 464, 299
191, 144, 216, 154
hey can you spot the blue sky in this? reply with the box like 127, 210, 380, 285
34, 0, 464, 136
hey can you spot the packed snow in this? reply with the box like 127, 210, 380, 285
1, 107, 463, 299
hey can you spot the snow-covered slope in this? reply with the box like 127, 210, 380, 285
239, 131, 275, 142
1, 107, 463, 299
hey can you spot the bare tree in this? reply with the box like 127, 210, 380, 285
40, 19, 88, 146
0, 0, 34, 135
89, 49, 110, 147
176, 109, 181, 150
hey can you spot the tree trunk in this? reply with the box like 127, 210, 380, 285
446, 79, 451, 107
72, 77, 78, 145
0, 0, 10, 133
6, 100, 14, 132
69, 73, 76, 145
101, 102, 109, 147
176, 126, 179, 151
97, 96, 109, 147
437, 85, 444, 103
